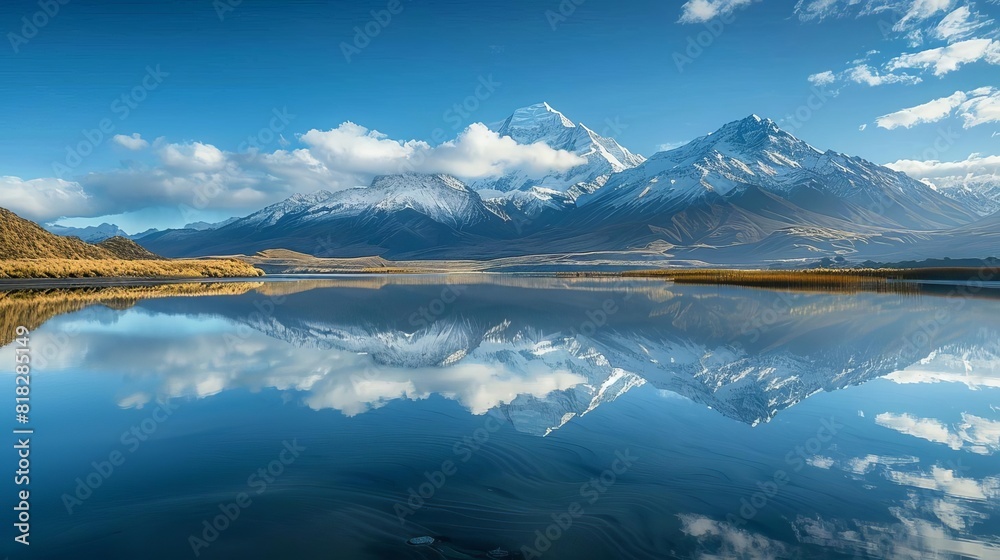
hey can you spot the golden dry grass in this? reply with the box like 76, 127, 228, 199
0, 258, 265, 279
620, 267, 998, 291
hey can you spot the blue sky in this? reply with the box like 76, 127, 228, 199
0, 0, 997, 231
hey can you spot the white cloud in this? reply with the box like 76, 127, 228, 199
886, 153, 1000, 181
678, 0, 756, 23
0, 176, 93, 222
793, 0, 850, 22
846, 63, 922, 85
677, 514, 790, 559
112, 133, 149, 151
875, 90, 968, 128
808, 70, 837, 86
893, 0, 956, 32
859, 123, 867, 130
875, 412, 964, 449
932, 6, 992, 41
807, 455, 835, 468
1, 122, 586, 221
887, 38, 1000, 75
876, 412, 1000, 454
958, 88, 1000, 127
158, 141, 228, 173
876, 87, 1000, 129
795, 0, 956, 26
301, 122, 586, 180
888, 466, 998, 500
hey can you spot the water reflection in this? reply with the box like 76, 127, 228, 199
2, 275, 999, 559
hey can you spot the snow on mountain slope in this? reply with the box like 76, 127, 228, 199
45, 222, 130, 242
928, 176, 1000, 217
232, 173, 495, 231
578, 115, 977, 229
239, 190, 337, 228
472, 102, 645, 196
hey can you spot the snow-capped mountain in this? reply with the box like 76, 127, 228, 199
472, 102, 645, 196
137, 108, 990, 263
579, 115, 975, 231
141, 173, 515, 257
184, 217, 240, 231
929, 176, 1000, 217
46, 222, 130, 242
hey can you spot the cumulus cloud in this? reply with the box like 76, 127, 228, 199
0, 176, 93, 222
112, 133, 149, 151
300, 122, 585, 179
2, 122, 586, 221
158, 141, 228, 173
846, 64, 922, 85
876, 87, 1000, 129
886, 153, 1000, 182
678, 0, 756, 23
887, 38, 1000, 75
808, 70, 837, 86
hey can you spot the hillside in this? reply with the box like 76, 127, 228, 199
0, 207, 263, 279
97, 236, 166, 260
0, 207, 114, 260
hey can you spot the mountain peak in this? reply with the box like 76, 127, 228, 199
497, 102, 576, 139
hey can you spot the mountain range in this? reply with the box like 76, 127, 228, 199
117, 103, 997, 265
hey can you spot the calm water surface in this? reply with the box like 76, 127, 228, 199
2, 275, 999, 559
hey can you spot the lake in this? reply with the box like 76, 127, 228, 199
3, 275, 999, 559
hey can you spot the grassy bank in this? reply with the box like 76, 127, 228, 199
0, 258, 265, 279
621, 267, 999, 289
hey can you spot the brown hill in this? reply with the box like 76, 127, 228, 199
0, 207, 113, 260
97, 236, 165, 260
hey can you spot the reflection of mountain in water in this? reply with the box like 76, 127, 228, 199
118, 277, 1000, 434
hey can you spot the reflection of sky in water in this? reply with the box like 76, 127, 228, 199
2, 278, 999, 559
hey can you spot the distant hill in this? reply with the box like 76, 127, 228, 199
97, 236, 166, 260
0, 207, 115, 260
